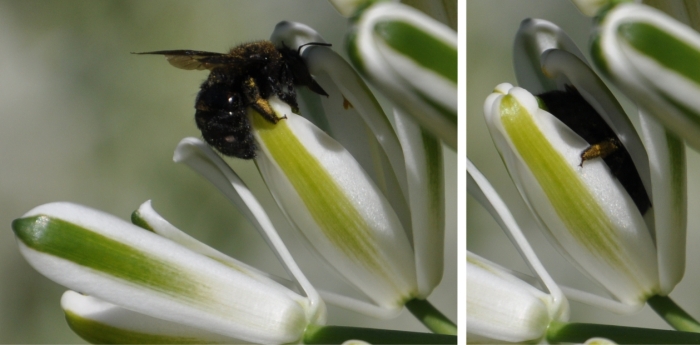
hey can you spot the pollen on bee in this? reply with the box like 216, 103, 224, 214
579, 138, 620, 167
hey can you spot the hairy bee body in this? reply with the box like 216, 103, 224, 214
138, 40, 329, 159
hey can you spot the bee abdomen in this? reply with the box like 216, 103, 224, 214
195, 108, 256, 159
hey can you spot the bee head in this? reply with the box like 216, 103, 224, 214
277, 41, 332, 97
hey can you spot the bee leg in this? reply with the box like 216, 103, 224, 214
244, 77, 286, 123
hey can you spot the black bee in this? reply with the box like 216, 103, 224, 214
537, 86, 652, 215
136, 40, 331, 159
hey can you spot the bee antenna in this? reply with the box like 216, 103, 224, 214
296, 42, 332, 55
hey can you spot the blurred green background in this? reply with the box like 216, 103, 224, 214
0, 1, 457, 343
468, 0, 700, 331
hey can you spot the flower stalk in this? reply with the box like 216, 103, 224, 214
303, 324, 456, 344
404, 299, 456, 335
546, 321, 700, 344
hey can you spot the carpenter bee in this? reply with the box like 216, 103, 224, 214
537, 86, 652, 215
136, 40, 331, 159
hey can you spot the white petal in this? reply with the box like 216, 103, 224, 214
394, 110, 445, 298
13, 202, 309, 344
61, 291, 242, 344
302, 41, 412, 233
132, 200, 297, 291
172, 138, 325, 321
467, 158, 566, 309
251, 99, 418, 308
639, 112, 687, 294
272, 22, 411, 229
513, 18, 587, 95
467, 252, 553, 343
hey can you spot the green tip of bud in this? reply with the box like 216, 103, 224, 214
130, 211, 155, 232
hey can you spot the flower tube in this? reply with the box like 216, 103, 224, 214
12, 202, 320, 344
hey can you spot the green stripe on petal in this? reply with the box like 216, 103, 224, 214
423, 128, 443, 232
13, 216, 199, 299
61, 290, 245, 344
590, 34, 612, 78
499, 95, 630, 275
415, 88, 458, 126
668, 134, 685, 221
618, 22, 700, 86
658, 90, 700, 128
346, 31, 366, 75
65, 310, 224, 345
251, 114, 384, 275
374, 20, 457, 84
418, 128, 444, 295
12, 202, 310, 344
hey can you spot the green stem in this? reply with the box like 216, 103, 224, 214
547, 321, 700, 344
405, 298, 457, 335
647, 294, 700, 332
302, 324, 456, 344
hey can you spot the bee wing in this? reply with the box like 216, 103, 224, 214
134, 50, 232, 71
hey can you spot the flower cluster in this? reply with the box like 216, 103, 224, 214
468, 0, 700, 343
11, 1, 456, 344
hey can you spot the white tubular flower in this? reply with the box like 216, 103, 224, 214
484, 82, 660, 305
250, 98, 418, 309
216, 19, 448, 313
12, 202, 322, 344
467, 252, 558, 343
346, 2, 457, 148
592, 3, 700, 151
482, 17, 688, 306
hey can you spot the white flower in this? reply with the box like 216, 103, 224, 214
183, 20, 450, 313
467, 252, 556, 343
592, 3, 700, 151
345, 2, 457, 148
482, 18, 687, 306
12, 201, 324, 344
